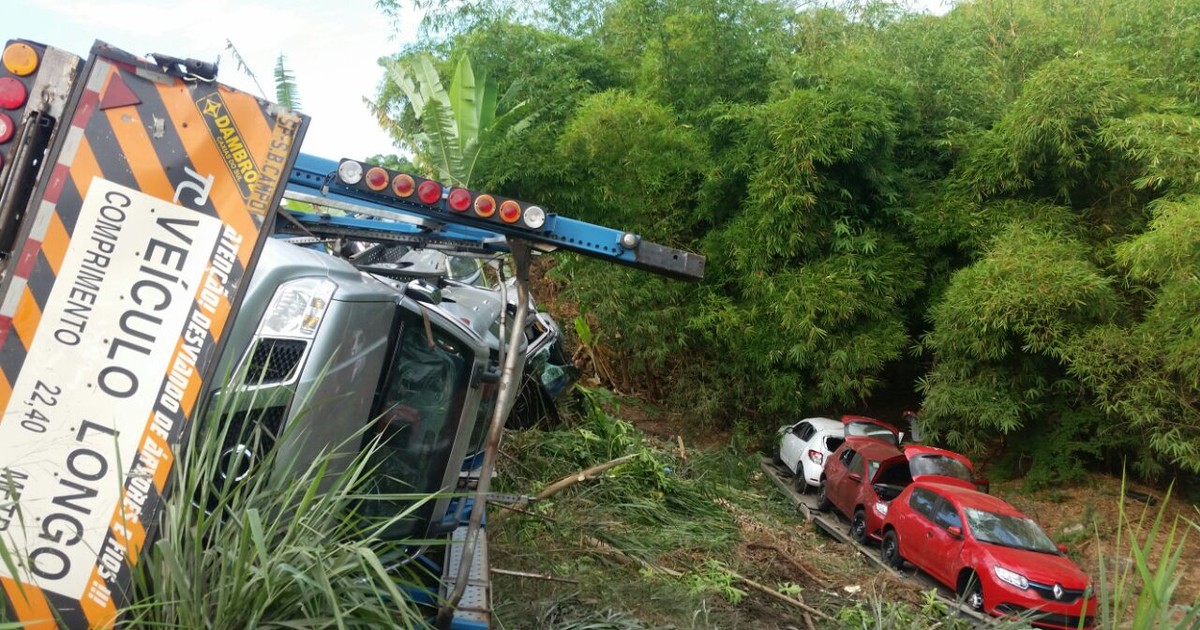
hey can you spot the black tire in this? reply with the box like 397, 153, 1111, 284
960, 573, 985, 613
850, 509, 869, 544
772, 450, 784, 467
881, 529, 903, 570
794, 472, 809, 494
815, 479, 832, 511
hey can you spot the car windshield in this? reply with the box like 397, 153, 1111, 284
846, 422, 897, 445
910, 454, 973, 481
963, 507, 1058, 554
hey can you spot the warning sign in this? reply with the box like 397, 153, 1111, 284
0, 178, 220, 597
0, 41, 307, 628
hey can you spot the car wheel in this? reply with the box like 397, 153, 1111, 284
815, 479, 832, 511
794, 473, 807, 494
961, 573, 985, 612
881, 530, 903, 570
851, 509, 869, 544
772, 451, 784, 467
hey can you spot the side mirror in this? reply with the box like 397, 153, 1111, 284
1057, 543, 1069, 554
947, 526, 962, 539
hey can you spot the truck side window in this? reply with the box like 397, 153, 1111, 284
361, 314, 470, 537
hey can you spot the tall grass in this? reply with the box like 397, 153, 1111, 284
122, 367, 437, 628
1094, 479, 1200, 630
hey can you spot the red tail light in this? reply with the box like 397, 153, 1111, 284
0, 77, 27, 109
807, 450, 823, 465
447, 188, 471, 212
0, 113, 13, 144
417, 180, 442, 205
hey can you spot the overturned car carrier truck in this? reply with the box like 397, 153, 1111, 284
0, 39, 704, 629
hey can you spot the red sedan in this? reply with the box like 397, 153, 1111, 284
880, 481, 1096, 629
817, 437, 981, 544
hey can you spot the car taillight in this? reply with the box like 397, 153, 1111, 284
807, 450, 823, 465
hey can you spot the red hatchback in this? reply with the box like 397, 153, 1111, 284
880, 481, 1096, 629
818, 437, 981, 544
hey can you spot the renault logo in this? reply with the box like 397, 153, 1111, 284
1053, 583, 1064, 600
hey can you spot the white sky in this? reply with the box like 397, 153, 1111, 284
7, 0, 952, 160
7, 0, 421, 160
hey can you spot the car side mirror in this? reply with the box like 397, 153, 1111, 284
947, 525, 962, 539
1057, 543, 1069, 554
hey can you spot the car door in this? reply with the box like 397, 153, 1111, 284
825, 446, 857, 516
898, 487, 940, 568
781, 421, 813, 473
923, 496, 967, 586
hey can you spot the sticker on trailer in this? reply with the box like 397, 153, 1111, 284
0, 41, 307, 628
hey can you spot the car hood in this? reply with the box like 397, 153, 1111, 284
981, 544, 1091, 588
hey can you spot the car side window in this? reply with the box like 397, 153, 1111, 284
908, 488, 938, 520
932, 498, 962, 530
793, 422, 812, 440
848, 452, 866, 477
839, 448, 856, 467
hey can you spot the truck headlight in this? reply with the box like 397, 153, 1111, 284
259, 278, 337, 338
994, 566, 1029, 590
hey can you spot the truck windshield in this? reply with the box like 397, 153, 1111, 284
360, 314, 470, 538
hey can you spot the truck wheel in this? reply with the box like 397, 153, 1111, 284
881, 530, 903, 570
815, 479, 832, 511
851, 509, 869, 544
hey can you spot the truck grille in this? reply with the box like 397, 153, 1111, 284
245, 338, 306, 383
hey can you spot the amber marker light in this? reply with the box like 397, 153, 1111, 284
392, 173, 415, 197
498, 200, 522, 224
2, 43, 38, 76
364, 167, 389, 191
473, 194, 496, 218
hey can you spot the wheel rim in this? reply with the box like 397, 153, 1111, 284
968, 586, 984, 611
852, 515, 866, 540
883, 537, 897, 562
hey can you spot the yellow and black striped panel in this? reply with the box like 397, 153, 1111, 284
0, 44, 307, 629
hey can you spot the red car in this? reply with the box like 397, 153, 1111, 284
880, 481, 1096, 629
817, 436, 981, 544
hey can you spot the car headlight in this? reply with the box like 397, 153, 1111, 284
994, 566, 1029, 590
259, 278, 337, 339
873, 502, 888, 517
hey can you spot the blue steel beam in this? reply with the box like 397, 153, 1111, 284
283, 153, 705, 281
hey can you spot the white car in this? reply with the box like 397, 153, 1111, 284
776, 417, 845, 492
